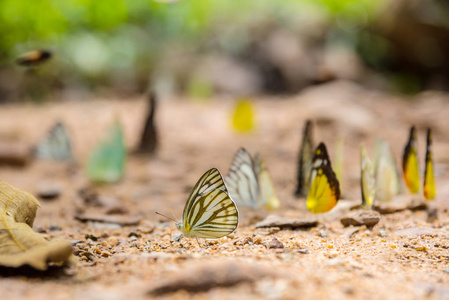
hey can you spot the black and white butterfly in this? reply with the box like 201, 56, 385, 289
169, 168, 239, 239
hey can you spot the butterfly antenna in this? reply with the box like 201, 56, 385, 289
155, 212, 177, 222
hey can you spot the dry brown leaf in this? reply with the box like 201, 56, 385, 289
0, 181, 73, 270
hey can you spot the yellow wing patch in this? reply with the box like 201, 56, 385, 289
231, 99, 254, 133
402, 126, 420, 194
306, 143, 340, 214
423, 129, 436, 200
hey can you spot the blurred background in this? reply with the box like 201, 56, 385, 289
2, 0, 449, 102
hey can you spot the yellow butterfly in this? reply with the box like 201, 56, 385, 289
373, 139, 401, 202
160, 168, 239, 239
360, 145, 375, 208
307, 142, 341, 213
225, 148, 280, 210
423, 128, 436, 200
402, 126, 420, 194
295, 120, 314, 197
231, 99, 255, 133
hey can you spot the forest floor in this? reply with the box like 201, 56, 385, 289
1, 81, 449, 300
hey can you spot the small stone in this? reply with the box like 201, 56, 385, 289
37, 182, 61, 200
390, 244, 397, 248
71, 240, 83, 246
106, 237, 118, 247
48, 224, 62, 231
171, 233, 183, 242
268, 237, 284, 249
243, 236, 253, 244
395, 227, 441, 237
414, 246, 427, 251
343, 228, 360, 239
327, 244, 334, 249
128, 232, 141, 238
85, 234, 98, 241
253, 237, 263, 245
105, 205, 129, 215
256, 215, 318, 229
379, 230, 389, 237
298, 249, 309, 254
341, 210, 380, 228
101, 251, 112, 257
0, 141, 32, 166
75, 213, 142, 226
318, 230, 329, 237
373, 199, 428, 214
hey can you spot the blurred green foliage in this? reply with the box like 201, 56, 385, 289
0, 0, 384, 95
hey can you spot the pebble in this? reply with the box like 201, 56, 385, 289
48, 224, 62, 231
318, 230, 329, 237
395, 227, 440, 237
0, 141, 32, 166
268, 237, 284, 249
340, 210, 381, 228
37, 182, 61, 200
256, 215, 318, 229
106, 237, 118, 247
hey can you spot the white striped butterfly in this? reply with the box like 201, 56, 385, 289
307, 142, 340, 213
164, 168, 239, 239
423, 128, 436, 200
402, 126, 420, 194
225, 148, 280, 210
360, 145, 375, 208
373, 139, 401, 201
34, 122, 72, 161
294, 120, 314, 197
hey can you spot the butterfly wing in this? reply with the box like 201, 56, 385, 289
137, 92, 158, 154
423, 129, 436, 200
402, 126, 420, 194
295, 120, 314, 196
361, 145, 375, 208
374, 140, 400, 201
307, 142, 340, 213
34, 122, 72, 161
182, 168, 238, 239
232, 99, 254, 133
254, 155, 280, 210
225, 148, 260, 208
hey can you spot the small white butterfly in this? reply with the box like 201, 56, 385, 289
225, 148, 280, 210
34, 122, 72, 161
360, 145, 375, 208
159, 168, 239, 240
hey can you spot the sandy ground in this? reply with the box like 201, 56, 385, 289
1, 81, 449, 299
